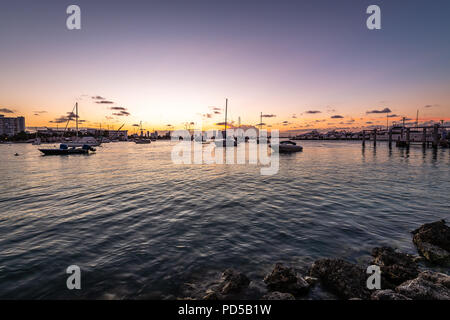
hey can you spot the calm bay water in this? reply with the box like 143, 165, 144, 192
0, 141, 449, 299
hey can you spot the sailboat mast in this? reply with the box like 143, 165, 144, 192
224, 98, 228, 139
260, 112, 263, 130
76, 102, 78, 138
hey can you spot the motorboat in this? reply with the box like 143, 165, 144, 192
135, 138, 151, 144
39, 144, 96, 155
271, 140, 303, 153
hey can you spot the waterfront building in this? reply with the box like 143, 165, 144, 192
0, 115, 25, 136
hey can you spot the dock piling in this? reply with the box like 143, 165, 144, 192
432, 124, 439, 148
422, 128, 427, 147
388, 129, 393, 148
373, 128, 377, 147
362, 130, 366, 147
406, 128, 410, 147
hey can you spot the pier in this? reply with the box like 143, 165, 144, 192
362, 124, 450, 149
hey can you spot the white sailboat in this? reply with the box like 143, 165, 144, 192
214, 98, 237, 147
135, 121, 151, 144
67, 103, 101, 147
31, 127, 41, 145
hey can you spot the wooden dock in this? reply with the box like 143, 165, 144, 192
362, 124, 449, 148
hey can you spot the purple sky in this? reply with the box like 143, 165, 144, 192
0, 0, 449, 131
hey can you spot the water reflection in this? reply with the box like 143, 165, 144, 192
0, 141, 448, 299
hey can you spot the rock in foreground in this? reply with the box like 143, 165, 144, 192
219, 269, 251, 295
200, 269, 250, 300
395, 271, 450, 300
371, 246, 419, 288
261, 291, 295, 300
310, 259, 371, 300
264, 263, 310, 296
370, 289, 411, 300
412, 220, 450, 265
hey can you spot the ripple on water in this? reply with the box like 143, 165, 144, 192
0, 141, 449, 298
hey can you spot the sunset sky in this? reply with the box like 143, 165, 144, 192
0, 0, 449, 133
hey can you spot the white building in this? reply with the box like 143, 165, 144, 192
0, 115, 25, 136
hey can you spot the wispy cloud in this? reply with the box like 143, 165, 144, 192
0, 107, 14, 113
366, 107, 392, 114
261, 114, 276, 118
331, 115, 344, 119
305, 110, 321, 114
91, 95, 114, 104
112, 111, 130, 116
50, 111, 82, 123
216, 121, 235, 126
96, 100, 114, 104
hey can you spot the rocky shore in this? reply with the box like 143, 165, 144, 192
181, 220, 450, 300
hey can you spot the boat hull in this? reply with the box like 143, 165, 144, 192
271, 144, 303, 153
279, 145, 303, 153
38, 148, 90, 155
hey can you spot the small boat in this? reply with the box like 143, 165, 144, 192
134, 121, 151, 144
39, 144, 95, 155
214, 138, 238, 147
135, 138, 151, 144
271, 140, 303, 153
214, 98, 239, 147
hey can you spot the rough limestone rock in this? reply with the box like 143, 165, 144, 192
203, 290, 220, 300
371, 246, 419, 288
371, 289, 411, 300
310, 259, 371, 300
261, 291, 295, 300
264, 263, 310, 296
304, 276, 319, 286
395, 271, 450, 300
218, 269, 250, 295
412, 220, 450, 265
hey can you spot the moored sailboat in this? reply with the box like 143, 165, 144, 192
214, 98, 238, 147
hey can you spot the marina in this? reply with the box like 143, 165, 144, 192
362, 125, 450, 148
1, 0, 450, 304
1, 140, 449, 299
